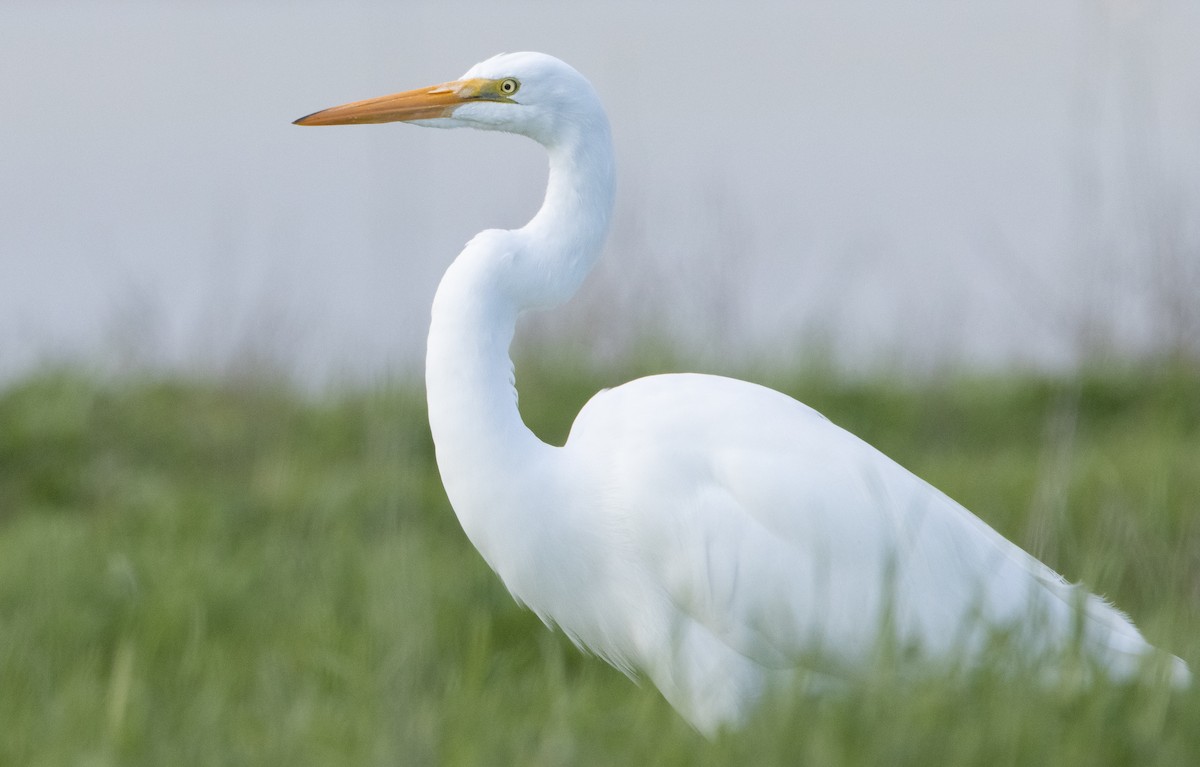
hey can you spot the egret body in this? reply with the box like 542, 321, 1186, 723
296, 52, 1189, 734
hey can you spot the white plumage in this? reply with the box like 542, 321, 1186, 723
296, 52, 1189, 734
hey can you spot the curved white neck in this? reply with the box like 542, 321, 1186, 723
424, 119, 615, 557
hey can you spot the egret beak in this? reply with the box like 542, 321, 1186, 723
293, 78, 496, 126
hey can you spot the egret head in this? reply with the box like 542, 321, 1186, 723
294, 52, 605, 147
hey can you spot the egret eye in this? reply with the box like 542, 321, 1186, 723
499, 78, 520, 96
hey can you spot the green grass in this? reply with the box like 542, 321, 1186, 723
1, 361, 1198, 765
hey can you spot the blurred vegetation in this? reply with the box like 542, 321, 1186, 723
0, 359, 1198, 765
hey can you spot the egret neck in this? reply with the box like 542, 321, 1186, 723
423, 114, 616, 570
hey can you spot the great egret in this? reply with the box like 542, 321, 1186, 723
295, 52, 1189, 734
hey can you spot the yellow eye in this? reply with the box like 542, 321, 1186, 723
499, 78, 520, 96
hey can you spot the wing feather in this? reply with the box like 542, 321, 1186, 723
566, 372, 1141, 674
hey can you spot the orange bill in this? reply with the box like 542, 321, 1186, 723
294, 78, 495, 126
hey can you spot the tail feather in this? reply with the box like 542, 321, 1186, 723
1081, 591, 1190, 686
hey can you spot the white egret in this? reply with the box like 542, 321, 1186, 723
296, 52, 1189, 734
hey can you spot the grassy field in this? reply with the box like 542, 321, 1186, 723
1, 359, 1198, 765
